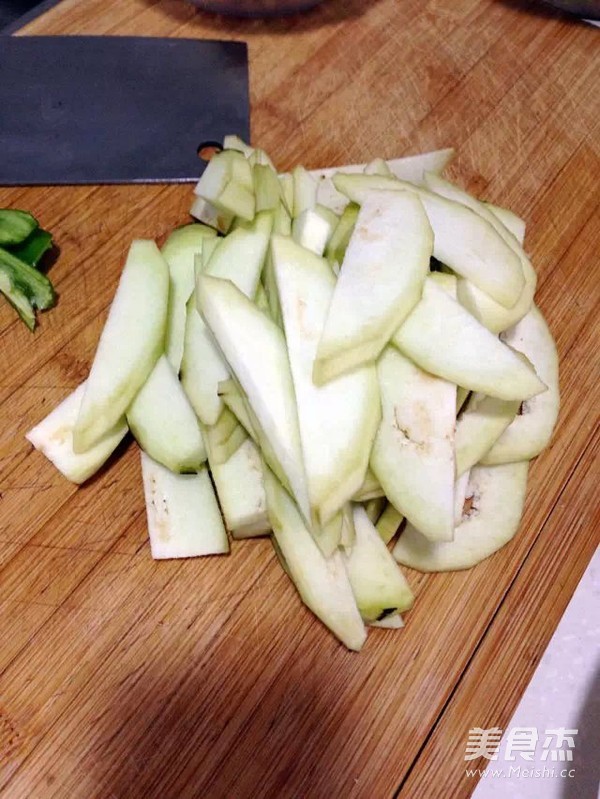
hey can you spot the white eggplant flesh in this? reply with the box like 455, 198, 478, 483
316, 512, 344, 558
220, 369, 293, 495
375, 503, 404, 545
197, 275, 311, 523
485, 202, 526, 243
248, 147, 276, 170
364, 158, 392, 176
456, 256, 537, 335
273, 202, 293, 236
194, 150, 255, 220
203, 407, 248, 466
393, 462, 529, 572
369, 614, 404, 629
333, 173, 525, 309
180, 298, 230, 427
204, 211, 272, 297
222, 134, 254, 157
482, 306, 560, 464
325, 202, 359, 268
264, 469, 366, 651
190, 196, 234, 234
254, 163, 282, 213
219, 380, 291, 491
273, 236, 381, 524
161, 223, 217, 372
194, 150, 253, 197
311, 148, 455, 214
278, 173, 294, 216
73, 240, 169, 452
141, 452, 228, 559
365, 496, 387, 524
353, 469, 385, 502
344, 506, 414, 623
455, 394, 520, 477
371, 345, 456, 542
292, 207, 336, 256
314, 190, 431, 383
292, 165, 318, 218
340, 503, 356, 550
209, 437, 270, 539
181, 214, 273, 427
424, 171, 531, 278
393, 277, 547, 401
127, 356, 207, 473
456, 386, 470, 414
453, 470, 471, 527
26, 382, 128, 484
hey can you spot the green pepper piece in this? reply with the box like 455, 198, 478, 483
0, 245, 56, 333
0, 270, 36, 330
0, 209, 38, 246
8, 228, 53, 268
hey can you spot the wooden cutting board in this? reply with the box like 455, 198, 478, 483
0, 2, 598, 797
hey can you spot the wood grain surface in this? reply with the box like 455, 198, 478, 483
1, 1, 599, 797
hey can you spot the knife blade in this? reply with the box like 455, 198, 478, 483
0, 36, 250, 185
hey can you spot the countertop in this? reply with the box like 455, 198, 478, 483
0, 1, 598, 797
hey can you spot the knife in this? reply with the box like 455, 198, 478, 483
0, 36, 250, 185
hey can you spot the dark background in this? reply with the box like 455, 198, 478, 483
0, 0, 61, 31
0, 0, 38, 29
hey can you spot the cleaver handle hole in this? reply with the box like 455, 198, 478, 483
197, 141, 223, 161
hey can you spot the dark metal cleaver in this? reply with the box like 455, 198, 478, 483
0, 36, 250, 185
